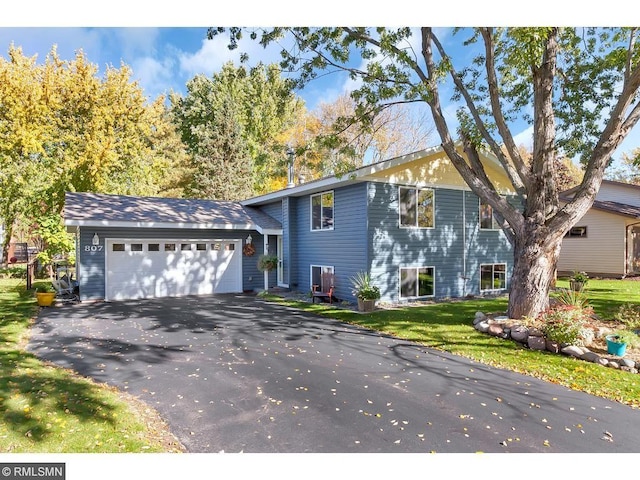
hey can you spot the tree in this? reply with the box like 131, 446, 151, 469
0, 45, 186, 264
170, 75, 253, 200
171, 62, 305, 196
312, 92, 434, 166
211, 27, 640, 319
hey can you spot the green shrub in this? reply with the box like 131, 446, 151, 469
554, 288, 590, 309
540, 305, 590, 346
614, 303, 640, 330
0, 267, 26, 279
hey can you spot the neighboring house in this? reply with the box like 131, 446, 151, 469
558, 179, 640, 278
64, 145, 516, 303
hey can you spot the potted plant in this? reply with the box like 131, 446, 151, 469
605, 330, 638, 357
257, 254, 278, 273
569, 271, 589, 292
35, 283, 56, 307
350, 271, 381, 312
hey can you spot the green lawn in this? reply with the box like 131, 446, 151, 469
264, 278, 640, 409
0, 278, 183, 452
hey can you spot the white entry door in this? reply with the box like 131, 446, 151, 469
106, 239, 242, 301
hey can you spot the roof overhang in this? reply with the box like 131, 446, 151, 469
242, 144, 508, 206
64, 219, 282, 236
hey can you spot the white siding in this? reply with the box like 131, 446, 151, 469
558, 209, 627, 276
596, 182, 640, 207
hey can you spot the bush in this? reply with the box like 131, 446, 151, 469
614, 303, 640, 330
554, 288, 590, 309
0, 266, 26, 279
539, 305, 591, 346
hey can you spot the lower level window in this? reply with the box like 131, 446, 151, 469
400, 266, 434, 298
311, 265, 334, 291
480, 263, 506, 291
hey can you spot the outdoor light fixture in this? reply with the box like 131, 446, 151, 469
246, 234, 253, 245
92, 233, 100, 246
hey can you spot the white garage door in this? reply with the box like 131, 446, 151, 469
106, 239, 242, 301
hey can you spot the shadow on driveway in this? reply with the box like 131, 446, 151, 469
28, 294, 640, 453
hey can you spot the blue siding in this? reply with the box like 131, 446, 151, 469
77, 227, 266, 301
291, 183, 369, 301
260, 201, 283, 223
367, 183, 512, 302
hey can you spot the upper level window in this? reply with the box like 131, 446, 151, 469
311, 191, 334, 231
480, 199, 500, 230
399, 187, 434, 228
565, 226, 587, 238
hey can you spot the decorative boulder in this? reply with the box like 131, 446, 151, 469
474, 321, 490, 333
488, 324, 505, 337
561, 345, 585, 358
545, 339, 560, 353
510, 325, 529, 343
527, 336, 546, 350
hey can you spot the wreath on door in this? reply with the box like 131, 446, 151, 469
243, 243, 256, 256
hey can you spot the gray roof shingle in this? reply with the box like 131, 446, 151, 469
64, 192, 282, 232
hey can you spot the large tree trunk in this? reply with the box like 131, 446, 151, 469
507, 223, 564, 319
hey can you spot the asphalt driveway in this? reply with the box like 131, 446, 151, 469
28, 294, 640, 453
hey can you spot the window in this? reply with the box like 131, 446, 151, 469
311, 191, 334, 231
565, 226, 587, 238
148, 243, 160, 252
399, 187, 434, 228
164, 243, 176, 251
480, 200, 500, 230
310, 265, 334, 291
112, 243, 125, 252
213, 243, 221, 251
225, 243, 235, 251
480, 263, 507, 291
181, 243, 192, 251
400, 266, 434, 298
196, 243, 207, 251
131, 243, 143, 252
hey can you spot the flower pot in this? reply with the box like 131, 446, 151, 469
36, 292, 55, 307
570, 280, 585, 292
605, 335, 627, 357
358, 298, 376, 312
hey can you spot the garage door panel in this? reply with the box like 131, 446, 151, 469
106, 240, 242, 300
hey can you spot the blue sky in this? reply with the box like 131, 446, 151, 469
2, 2, 640, 164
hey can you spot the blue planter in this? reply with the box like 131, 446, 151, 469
605, 335, 627, 357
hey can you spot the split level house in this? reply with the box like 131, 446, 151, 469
64, 145, 517, 304
558, 179, 640, 278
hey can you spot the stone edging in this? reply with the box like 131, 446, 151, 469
473, 312, 639, 374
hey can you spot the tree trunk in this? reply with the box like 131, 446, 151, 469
507, 224, 564, 319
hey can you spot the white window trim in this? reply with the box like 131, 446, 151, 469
399, 265, 435, 299
310, 190, 335, 232
398, 186, 435, 229
479, 263, 508, 292
310, 265, 335, 291
479, 198, 501, 230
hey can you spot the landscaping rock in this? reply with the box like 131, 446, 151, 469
561, 345, 585, 358
620, 358, 636, 369
488, 323, 505, 336
607, 361, 620, 369
510, 325, 529, 343
528, 336, 546, 350
528, 327, 544, 337
475, 321, 490, 333
546, 339, 560, 353
473, 312, 487, 325
621, 366, 639, 374
581, 351, 602, 363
